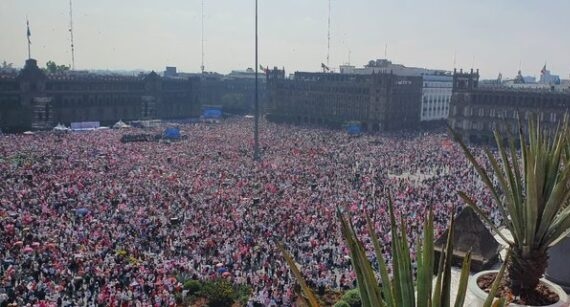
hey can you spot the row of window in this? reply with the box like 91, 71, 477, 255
423, 97, 451, 104
34, 103, 191, 122
472, 93, 570, 105
57, 95, 141, 106
465, 107, 558, 122
46, 83, 145, 92
423, 82, 452, 88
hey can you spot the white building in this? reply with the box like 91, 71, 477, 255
421, 74, 453, 121
339, 59, 435, 76
340, 59, 454, 122
498, 67, 569, 92
539, 65, 561, 85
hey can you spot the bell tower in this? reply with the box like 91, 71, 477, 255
453, 68, 479, 92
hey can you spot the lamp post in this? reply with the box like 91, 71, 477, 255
253, 0, 260, 161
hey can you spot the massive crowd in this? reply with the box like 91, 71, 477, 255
0, 119, 499, 306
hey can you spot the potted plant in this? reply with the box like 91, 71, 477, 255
278, 194, 506, 307
546, 233, 570, 292
452, 115, 570, 306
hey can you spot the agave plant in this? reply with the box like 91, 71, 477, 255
338, 194, 472, 307
451, 114, 570, 296
278, 193, 505, 307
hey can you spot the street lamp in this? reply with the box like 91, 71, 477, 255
253, 0, 260, 161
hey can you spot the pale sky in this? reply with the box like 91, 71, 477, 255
1, 0, 569, 79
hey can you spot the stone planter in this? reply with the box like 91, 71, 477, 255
546, 234, 570, 293
467, 270, 569, 307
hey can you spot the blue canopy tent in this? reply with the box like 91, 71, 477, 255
202, 108, 222, 119
163, 128, 181, 140
75, 208, 90, 217
346, 123, 362, 136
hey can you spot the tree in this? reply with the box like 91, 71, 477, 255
45, 61, 70, 74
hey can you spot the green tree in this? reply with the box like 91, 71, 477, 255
202, 279, 235, 307
334, 300, 351, 307
341, 289, 361, 307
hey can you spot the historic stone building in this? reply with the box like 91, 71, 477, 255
164, 66, 267, 115
200, 75, 266, 115
449, 69, 570, 143
266, 70, 423, 132
0, 59, 200, 132
340, 59, 454, 124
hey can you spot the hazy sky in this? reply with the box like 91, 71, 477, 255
1, 0, 569, 79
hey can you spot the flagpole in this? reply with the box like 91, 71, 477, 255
26, 17, 31, 59
253, 0, 260, 161
69, 0, 76, 70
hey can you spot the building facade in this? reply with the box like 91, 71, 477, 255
266, 70, 423, 132
200, 75, 267, 115
340, 59, 453, 123
449, 69, 570, 143
163, 66, 267, 115
421, 73, 453, 121
0, 59, 200, 132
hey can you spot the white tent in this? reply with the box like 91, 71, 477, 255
113, 120, 131, 129
53, 123, 70, 132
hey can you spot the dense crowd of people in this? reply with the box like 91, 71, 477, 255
0, 118, 499, 306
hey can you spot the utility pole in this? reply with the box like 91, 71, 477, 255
253, 0, 260, 161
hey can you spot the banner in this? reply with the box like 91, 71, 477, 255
70, 121, 100, 131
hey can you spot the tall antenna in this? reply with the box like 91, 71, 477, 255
201, 0, 205, 73
69, 0, 76, 70
384, 43, 388, 59
326, 0, 331, 67
453, 50, 457, 69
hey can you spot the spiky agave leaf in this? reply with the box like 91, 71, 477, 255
434, 212, 455, 307
398, 217, 416, 307
416, 208, 434, 307
276, 241, 321, 307
364, 208, 395, 306
483, 249, 511, 307
451, 114, 570, 292
338, 208, 384, 307
448, 127, 514, 246
453, 251, 472, 307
